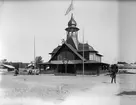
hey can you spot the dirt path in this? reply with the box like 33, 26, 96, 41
58, 82, 120, 105
0, 74, 121, 105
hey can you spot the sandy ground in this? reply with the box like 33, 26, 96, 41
0, 71, 136, 105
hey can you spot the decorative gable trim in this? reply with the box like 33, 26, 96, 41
49, 42, 86, 62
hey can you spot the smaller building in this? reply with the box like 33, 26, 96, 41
2, 64, 15, 71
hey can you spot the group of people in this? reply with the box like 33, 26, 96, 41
109, 64, 118, 83
14, 68, 40, 76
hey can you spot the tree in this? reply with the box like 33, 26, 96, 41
35, 56, 43, 69
0, 59, 8, 64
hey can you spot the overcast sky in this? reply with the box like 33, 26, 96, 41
0, 0, 136, 64
119, 1, 136, 63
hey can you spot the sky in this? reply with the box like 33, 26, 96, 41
119, 1, 136, 64
0, 0, 135, 64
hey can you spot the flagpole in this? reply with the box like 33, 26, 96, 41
34, 35, 36, 69
83, 28, 84, 76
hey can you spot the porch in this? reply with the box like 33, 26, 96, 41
38, 60, 109, 75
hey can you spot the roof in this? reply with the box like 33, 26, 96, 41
39, 60, 109, 65
49, 42, 86, 62
65, 43, 86, 61
65, 13, 79, 32
96, 53, 103, 57
66, 37, 77, 49
38, 62, 51, 65
68, 13, 77, 27
2, 64, 15, 69
78, 43, 97, 52
84, 60, 99, 63
84, 60, 109, 65
50, 60, 82, 64
53, 42, 85, 61
50, 46, 61, 54
27, 63, 34, 67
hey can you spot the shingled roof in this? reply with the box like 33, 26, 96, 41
49, 45, 61, 54
78, 43, 97, 52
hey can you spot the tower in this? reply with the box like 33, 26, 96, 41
65, 13, 79, 49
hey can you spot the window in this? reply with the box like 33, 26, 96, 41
57, 51, 74, 60
96, 56, 101, 62
89, 53, 94, 60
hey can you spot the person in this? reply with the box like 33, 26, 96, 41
110, 64, 118, 83
14, 68, 19, 76
110, 70, 116, 83
115, 64, 118, 74
28, 69, 32, 75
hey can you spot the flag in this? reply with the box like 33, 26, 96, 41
65, 0, 73, 15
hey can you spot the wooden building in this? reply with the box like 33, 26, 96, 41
39, 14, 109, 75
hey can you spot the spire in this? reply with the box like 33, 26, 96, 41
68, 13, 77, 27
65, 13, 79, 32
65, 13, 79, 50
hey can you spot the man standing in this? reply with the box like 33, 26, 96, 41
110, 64, 118, 83
14, 68, 19, 76
110, 70, 116, 83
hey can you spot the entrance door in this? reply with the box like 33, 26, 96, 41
58, 64, 65, 73
67, 65, 76, 73
58, 64, 76, 74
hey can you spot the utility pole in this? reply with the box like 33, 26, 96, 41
83, 28, 84, 76
34, 35, 36, 69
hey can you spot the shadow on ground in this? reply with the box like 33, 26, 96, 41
117, 91, 136, 96
125, 72, 136, 74
118, 72, 136, 74
103, 81, 110, 83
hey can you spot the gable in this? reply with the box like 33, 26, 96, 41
49, 42, 86, 62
